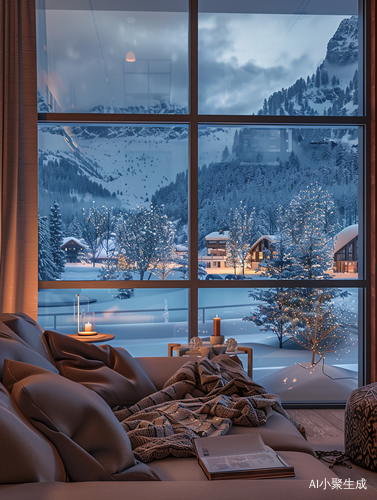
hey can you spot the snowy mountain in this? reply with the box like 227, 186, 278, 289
38, 16, 359, 244
257, 16, 359, 117
325, 16, 358, 65
86, 102, 189, 115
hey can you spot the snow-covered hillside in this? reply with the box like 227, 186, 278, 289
38, 16, 359, 229
257, 16, 359, 117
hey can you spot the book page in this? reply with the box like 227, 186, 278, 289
194, 433, 267, 459
202, 451, 288, 473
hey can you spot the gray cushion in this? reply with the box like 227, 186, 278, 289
135, 356, 201, 391
0, 322, 58, 380
2, 360, 159, 482
0, 313, 52, 362
0, 382, 66, 484
44, 330, 157, 407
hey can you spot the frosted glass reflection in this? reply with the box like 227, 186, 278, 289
199, 12, 360, 115
36, 4, 189, 113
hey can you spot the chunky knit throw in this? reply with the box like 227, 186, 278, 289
113, 356, 305, 463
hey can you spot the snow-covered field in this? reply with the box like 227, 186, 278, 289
38, 286, 359, 403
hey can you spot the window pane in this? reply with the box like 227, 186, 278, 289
38, 124, 188, 281
199, 1, 361, 116
38, 288, 188, 356
198, 287, 359, 404
36, 1, 189, 113
198, 125, 361, 279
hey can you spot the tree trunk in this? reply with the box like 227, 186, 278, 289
311, 349, 316, 366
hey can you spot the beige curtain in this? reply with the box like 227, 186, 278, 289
0, 0, 38, 319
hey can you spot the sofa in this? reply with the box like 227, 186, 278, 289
0, 312, 376, 500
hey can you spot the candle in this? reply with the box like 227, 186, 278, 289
213, 316, 221, 336
84, 322, 92, 332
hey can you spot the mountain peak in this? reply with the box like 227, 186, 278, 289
325, 15, 358, 66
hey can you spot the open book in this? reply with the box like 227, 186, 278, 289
193, 433, 295, 480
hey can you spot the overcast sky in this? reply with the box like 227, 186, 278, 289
40, 9, 347, 113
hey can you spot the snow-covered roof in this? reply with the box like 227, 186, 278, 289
250, 235, 277, 250
334, 225, 358, 253
205, 231, 229, 241
61, 237, 84, 248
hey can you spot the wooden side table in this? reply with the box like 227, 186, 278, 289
168, 342, 253, 378
67, 333, 115, 344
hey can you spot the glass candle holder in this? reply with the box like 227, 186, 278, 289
78, 312, 97, 336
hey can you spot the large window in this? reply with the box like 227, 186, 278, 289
37, 0, 369, 405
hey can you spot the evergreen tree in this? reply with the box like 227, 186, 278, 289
226, 201, 259, 275
243, 185, 348, 360
116, 205, 175, 280
353, 69, 359, 106
152, 218, 177, 280
67, 217, 84, 239
38, 215, 56, 280
221, 146, 230, 162
49, 201, 65, 277
99, 206, 117, 275
321, 69, 329, 86
283, 183, 338, 280
243, 212, 298, 347
315, 67, 321, 88
82, 202, 106, 267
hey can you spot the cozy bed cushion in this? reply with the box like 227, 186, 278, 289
44, 330, 157, 407
2, 360, 159, 482
0, 382, 66, 484
0, 322, 58, 380
0, 313, 52, 362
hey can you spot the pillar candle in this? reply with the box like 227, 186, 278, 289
84, 322, 92, 332
213, 316, 221, 336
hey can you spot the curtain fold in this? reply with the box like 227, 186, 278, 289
0, 0, 38, 319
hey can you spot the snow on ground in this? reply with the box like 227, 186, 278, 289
38, 285, 360, 403
257, 362, 358, 403
61, 262, 360, 281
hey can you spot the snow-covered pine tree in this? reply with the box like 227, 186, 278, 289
49, 201, 65, 277
243, 185, 350, 360
152, 217, 177, 280
98, 206, 117, 275
198, 260, 207, 280
226, 201, 259, 275
283, 183, 338, 280
116, 205, 174, 280
67, 217, 84, 239
82, 202, 106, 267
38, 215, 56, 280
243, 211, 298, 347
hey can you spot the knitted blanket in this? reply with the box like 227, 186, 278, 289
113, 356, 305, 463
